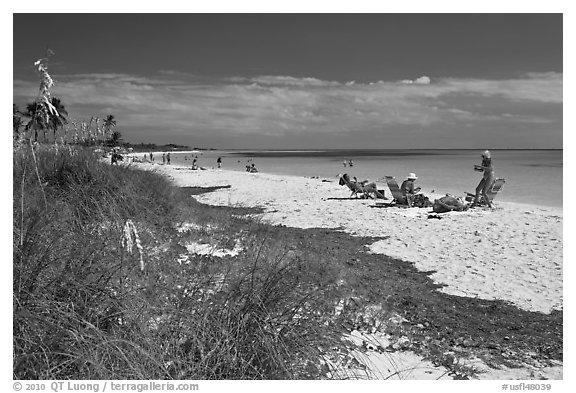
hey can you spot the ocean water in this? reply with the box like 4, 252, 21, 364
166, 149, 563, 208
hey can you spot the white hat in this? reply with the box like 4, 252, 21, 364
482, 150, 491, 158
408, 173, 418, 180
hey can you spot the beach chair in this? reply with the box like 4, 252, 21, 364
465, 178, 506, 205
339, 174, 381, 199
381, 176, 409, 206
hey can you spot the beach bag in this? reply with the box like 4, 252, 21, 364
413, 194, 433, 208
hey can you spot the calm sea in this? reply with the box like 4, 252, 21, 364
166, 149, 563, 208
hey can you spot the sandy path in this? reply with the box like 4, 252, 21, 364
145, 164, 562, 314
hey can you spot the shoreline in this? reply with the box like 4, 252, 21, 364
128, 149, 563, 209
137, 163, 562, 315
129, 162, 563, 379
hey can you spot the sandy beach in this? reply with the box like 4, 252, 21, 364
131, 162, 563, 379
143, 163, 562, 315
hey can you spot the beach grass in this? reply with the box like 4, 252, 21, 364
13, 146, 347, 379
13, 145, 562, 380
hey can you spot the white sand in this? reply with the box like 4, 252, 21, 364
147, 164, 562, 314
133, 163, 563, 379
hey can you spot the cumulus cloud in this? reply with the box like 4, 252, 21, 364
13, 71, 562, 147
247, 75, 341, 87
400, 75, 431, 85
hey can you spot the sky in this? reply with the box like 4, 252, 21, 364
12, 13, 563, 149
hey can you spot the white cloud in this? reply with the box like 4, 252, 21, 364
415, 76, 431, 85
13, 71, 562, 143
400, 75, 431, 85
247, 75, 340, 87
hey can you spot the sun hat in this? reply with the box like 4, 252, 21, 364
408, 173, 418, 180
481, 150, 491, 158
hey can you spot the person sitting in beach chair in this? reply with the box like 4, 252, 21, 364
400, 173, 421, 207
353, 176, 386, 199
338, 174, 386, 199
339, 174, 363, 198
385, 174, 427, 207
432, 194, 469, 213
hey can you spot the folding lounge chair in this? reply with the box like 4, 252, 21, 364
339, 174, 365, 198
465, 178, 506, 205
380, 176, 409, 207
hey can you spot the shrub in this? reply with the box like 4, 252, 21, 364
13, 146, 344, 379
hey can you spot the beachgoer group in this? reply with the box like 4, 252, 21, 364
345, 150, 498, 210
246, 162, 258, 173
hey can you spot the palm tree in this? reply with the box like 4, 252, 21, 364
48, 97, 68, 142
13, 104, 26, 145
13, 105, 23, 132
23, 98, 68, 143
23, 102, 48, 142
107, 130, 123, 147
104, 114, 116, 128
103, 114, 116, 139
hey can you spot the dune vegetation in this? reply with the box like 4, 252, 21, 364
13, 145, 354, 379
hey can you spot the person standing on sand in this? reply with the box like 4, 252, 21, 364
217, 157, 222, 168
162, 153, 166, 164
167, 152, 171, 165
473, 150, 495, 208
149, 152, 153, 162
